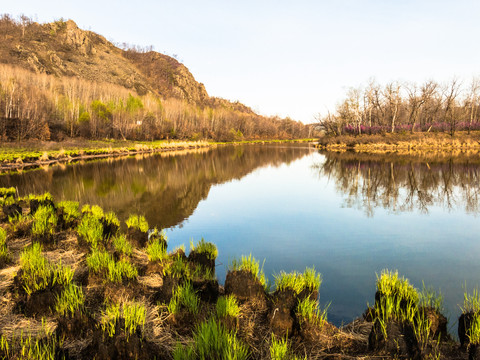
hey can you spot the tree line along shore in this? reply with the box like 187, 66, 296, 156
0, 187, 479, 359
316, 131, 480, 154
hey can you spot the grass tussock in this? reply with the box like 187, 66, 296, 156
146, 238, 167, 262
86, 248, 138, 283
269, 334, 305, 360
113, 234, 133, 256
168, 282, 200, 315
55, 283, 85, 317
31, 205, 57, 238
164, 253, 191, 279
19, 242, 73, 295
190, 238, 218, 260
103, 211, 120, 228
462, 288, 480, 314
229, 254, 266, 287
28, 192, 54, 203
0, 187, 16, 198
126, 214, 149, 233
274, 267, 322, 294
81, 204, 104, 219
173, 317, 248, 360
57, 201, 80, 223
77, 213, 104, 248
216, 295, 240, 319
468, 313, 480, 345
0, 187, 16, 206
0, 330, 61, 360
461, 288, 480, 345
101, 301, 146, 339
373, 269, 443, 349
0, 226, 9, 262
296, 298, 329, 327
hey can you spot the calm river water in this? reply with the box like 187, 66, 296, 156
1, 144, 480, 328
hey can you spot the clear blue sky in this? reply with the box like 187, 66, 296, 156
3, 0, 480, 123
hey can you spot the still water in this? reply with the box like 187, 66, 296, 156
1, 144, 480, 328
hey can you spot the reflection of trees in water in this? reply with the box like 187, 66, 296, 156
316, 151, 480, 216
0, 145, 312, 228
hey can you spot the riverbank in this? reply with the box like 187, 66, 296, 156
316, 131, 480, 154
0, 138, 316, 172
0, 188, 474, 359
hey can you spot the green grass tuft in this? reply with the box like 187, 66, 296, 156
462, 288, 480, 313
274, 267, 322, 294
168, 282, 200, 315
57, 201, 80, 223
77, 213, 104, 248
31, 205, 57, 238
101, 301, 146, 339
216, 295, 240, 319
191, 264, 215, 281
165, 253, 191, 279
0, 227, 9, 262
274, 271, 304, 294
303, 267, 322, 292
0, 187, 16, 198
269, 334, 306, 360
81, 204, 104, 219
108, 258, 138, 283
146, 238, 167, 262
419, 282, 443, 312
86, 248, 138, 283
0, 331, 61, 360
123, 302, 146, 338
104, 211, 120, 227
55, 283, 85, 317
173, 318, 248, 360
0, 187, 16, 206
375, 269, 419, 324
190, 238, 218, 260
376, 269, 418, 305
101, 302, 121, 338
113, 234, 133, 256
229, 254, 266, 287
125, 214, 149, 232
296, 298, 329, 326
468, 313, 480, 345
19, 243, 73, 295
270, 335, 289, 360
28, 192, 53, 203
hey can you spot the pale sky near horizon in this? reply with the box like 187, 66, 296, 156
2, 0, 480, 123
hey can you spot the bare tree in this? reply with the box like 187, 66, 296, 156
442, 78, 462, 136
384, 82, 401, 133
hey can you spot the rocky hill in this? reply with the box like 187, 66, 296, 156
0, 17, 210, 104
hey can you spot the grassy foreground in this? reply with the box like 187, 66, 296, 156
0, 138, 316, 172
317, 131, 480, 155
0, 188, 476, 359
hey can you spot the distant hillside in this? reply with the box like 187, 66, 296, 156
0, 15, 313, 141
0, 17, 209, 103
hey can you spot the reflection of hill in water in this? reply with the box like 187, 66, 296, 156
0, 145, 312, 228
316, 151, 480, 216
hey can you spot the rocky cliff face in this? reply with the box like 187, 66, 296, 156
0, 18, 209, 103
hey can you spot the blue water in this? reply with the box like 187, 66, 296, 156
164, 149, 480, 327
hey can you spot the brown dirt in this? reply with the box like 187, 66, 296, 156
224, 269, 266, 302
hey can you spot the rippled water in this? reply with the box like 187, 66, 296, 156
2, 144, 480, 327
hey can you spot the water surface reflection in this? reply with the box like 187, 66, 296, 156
316, 151, 480, 216
0, 145, 312, 228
